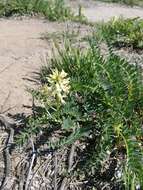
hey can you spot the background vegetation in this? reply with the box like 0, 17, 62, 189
96, 17, 143, 49
0, 0, 73, 21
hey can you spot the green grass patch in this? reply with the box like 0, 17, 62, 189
96, 17, 143, 49
0, 0, 74, 21
0, 0, 88, 22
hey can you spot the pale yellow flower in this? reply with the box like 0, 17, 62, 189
48, 69, 68, 84
41, 85, 52, 96
56, 91, 66, 104
46, 69, 70, 104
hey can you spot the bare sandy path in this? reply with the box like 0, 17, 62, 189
0, 18, 58, 114
70, 0, 143, 22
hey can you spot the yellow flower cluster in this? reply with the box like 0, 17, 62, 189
41, 69, 70, 105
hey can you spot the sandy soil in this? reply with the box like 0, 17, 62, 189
70, 0, 143, 22
0, 18, 57, 115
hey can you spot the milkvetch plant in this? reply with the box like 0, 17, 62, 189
36, 68, 71, 122
17, 38, 143, 189
47, 69, 70, 104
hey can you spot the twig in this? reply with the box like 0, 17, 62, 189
68, 144, 76, 173
28, 158, 51, 188
0, 114, 15, 190
54, 152, 58, 190
59, 143, 76, 190
59, 178, 69, 190
18, 159, 28, 190
25, 138, 36, 190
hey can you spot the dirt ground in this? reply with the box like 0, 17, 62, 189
0, 18, 58, 114
1, 1, 143, 115
70, 0, 143, 22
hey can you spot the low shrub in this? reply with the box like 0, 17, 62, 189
17, 38, 143, 189
96, 17, 143, 49
0, 0, 73, 21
